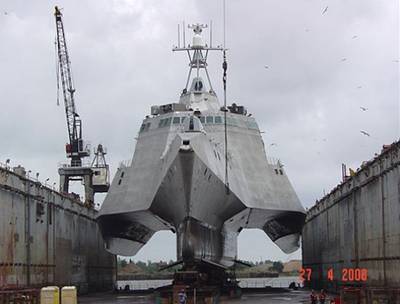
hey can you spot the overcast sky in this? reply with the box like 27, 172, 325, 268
0, 0, 398, 263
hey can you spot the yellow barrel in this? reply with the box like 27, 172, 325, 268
61, 286, 77, 304
40, 286, 60, 304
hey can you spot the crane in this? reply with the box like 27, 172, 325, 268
54, 6, 109, 206
55, 6, 89, 167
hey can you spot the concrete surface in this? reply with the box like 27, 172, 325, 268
79, 290, 311, 304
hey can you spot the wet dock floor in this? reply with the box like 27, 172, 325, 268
79, 293, 153, 304
221, 290, 310, 303
79, 290, 310, 304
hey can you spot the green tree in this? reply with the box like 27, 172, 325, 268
270, 261, 284, 273
136, 261, 146, 270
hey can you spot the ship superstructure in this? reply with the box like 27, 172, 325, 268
97, 24, 306, 268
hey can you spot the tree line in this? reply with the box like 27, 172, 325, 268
117, 258, 284, 273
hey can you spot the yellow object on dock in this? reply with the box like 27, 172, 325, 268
61, 286, 77, 304
40, 286, 60, 304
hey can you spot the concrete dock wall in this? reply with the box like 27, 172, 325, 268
0, 165, 115, 293
302, 142, 400, 292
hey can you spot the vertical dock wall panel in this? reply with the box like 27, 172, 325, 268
302, 142, 400, 292
0, 166, 116, 293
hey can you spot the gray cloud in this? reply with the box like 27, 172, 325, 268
0, 0, 398, 262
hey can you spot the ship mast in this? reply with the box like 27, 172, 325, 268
173, 23, 223, 95
173, 22, 230, 193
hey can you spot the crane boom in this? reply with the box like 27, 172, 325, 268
55, 6, 88, 167
54, 6, 109, 206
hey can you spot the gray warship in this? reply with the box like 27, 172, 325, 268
97, 24, 305, 270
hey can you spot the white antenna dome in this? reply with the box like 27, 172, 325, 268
192, 33, 204, 49
189, 23, 206, 49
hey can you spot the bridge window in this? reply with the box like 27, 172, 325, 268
189, 116, 194, 130
139, 122, 151, 133
159, 118, 172, 128
173, 117, 181, 124
226, 117, 238, 126
245, 120, 259, 130
214, 116, 222, 124
199, 116, 205, 123
206, 116, 214, 124
183, 115, 203, 132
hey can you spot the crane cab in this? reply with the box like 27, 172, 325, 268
92, 167, 110, 193
91, 144, 110, 193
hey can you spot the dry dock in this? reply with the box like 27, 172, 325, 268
0, 164, 115, 293
79, 290, 310, 304
302, 141, 400, 299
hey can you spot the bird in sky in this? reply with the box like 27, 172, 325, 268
4, 11, 8, 15
352, 35, 358, 39
264, 65, 269, 69
357, 86, 362, 89
322, 6, 328, 14
360, 130, 370, 137
270, 143, 277, 146
360, 106, 368, 111
341, 58, 347, 62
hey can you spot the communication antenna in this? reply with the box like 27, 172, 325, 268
177, 24, 181, 48
183, 21, 186, 47
223, 0, 226, 48
222, 0, 230, 194
210, 20, 213, 47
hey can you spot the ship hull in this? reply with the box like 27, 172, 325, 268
98, 127, 305, 266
